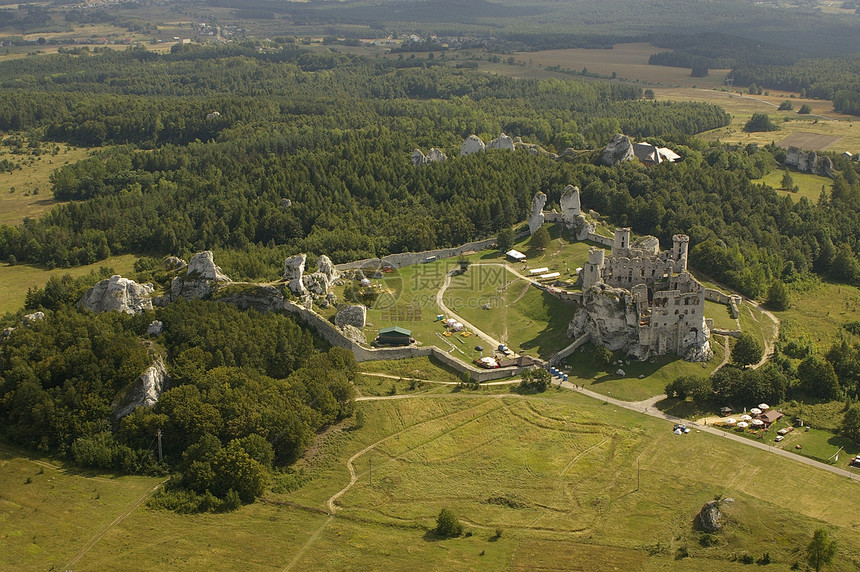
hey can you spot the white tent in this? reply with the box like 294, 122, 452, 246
758, 403, 770, 410
529, 267, 549, 275
674, 428, 682, 435
360, 278, 371, 287
724, 418, 737, 425
506, 249, 526, 261
740, 414, 752, 421
752, 419, 764, 427
452, 322, 464, 332
539, 272, 560, 280
750, 407, 762, 416
737, 421, 749, 429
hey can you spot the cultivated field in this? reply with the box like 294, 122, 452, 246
8, 389, 860, 570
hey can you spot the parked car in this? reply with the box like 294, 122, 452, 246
774, 435, 784, 442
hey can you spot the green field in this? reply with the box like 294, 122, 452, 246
0, 254, 138, 316
6, 390, 860, 570
0, 143, 90, 226
773, 280, 860, 353
754, 169, 831, 203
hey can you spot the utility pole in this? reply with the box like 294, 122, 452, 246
156, 428, 163, 462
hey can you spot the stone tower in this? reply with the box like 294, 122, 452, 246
582, 247, 606, 290
673, 234, 689, 271
612, 228, 631, 255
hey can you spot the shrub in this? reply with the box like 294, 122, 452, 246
434, 508, 463, 538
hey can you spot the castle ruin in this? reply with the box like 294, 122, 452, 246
570, 228, 713, 362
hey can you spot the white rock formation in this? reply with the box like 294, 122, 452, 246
112, 358, 168, 419
303, 272, 330, 296
560, 185, 582, 226
163, 256, 187, 271
488, 133, 515, 150
79, 276, 154, 314
283, 253, 307, 295
165, 251, 231, 302
460, 135, 486, 156
427, 148, 447, 162
280, 198, 292, 209
147, 320, 163, 336
1, 326, 15, 341
341, 324, 367, 345
335, 304, 367, 329
411, 149, 427, 166
528, 192, 547, 235
317, 255, 339, 283
22, 311, 46, 326
784, 146, 835, 178
599, 134, 635, 166
186, 251, 230, 281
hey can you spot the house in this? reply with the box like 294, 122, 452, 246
720, 407, 733, 416
633, 142, 681, 165
759, 410, 784, 427
377, 326, 413, 346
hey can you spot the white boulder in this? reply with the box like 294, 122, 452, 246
283, 254, 307, 295
560, 185, 582, 226
599, 134, 635, 166
186, 251, 230, 282
488, 133, 515, 150
335, 304, 367, 329
79, 275, 154, 314
460, 135, 486, 156
113, 358, 168, 419
528, 192, 547, 235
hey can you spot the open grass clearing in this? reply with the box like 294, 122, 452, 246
753, 169, 831, 203
654, 87, 860, 152
5, 390, 860, 569
0, 143, 91, 225
0, 440, 162, 571
775, 280, 860, 353
561, 341, 724, 402
0, 254, 138, 316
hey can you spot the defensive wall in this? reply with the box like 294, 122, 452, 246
704, 288, 742, 319
282, 300, 536, 382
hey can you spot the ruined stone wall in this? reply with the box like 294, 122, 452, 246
704, 288, 742, 319
543, 212, 564, 223
335, 237, 511, 272
603, 255, 679, 290
282, 300, 535, 382
586, 232, 613, 247
534, 282, 582, 304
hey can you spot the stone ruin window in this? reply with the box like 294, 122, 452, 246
684, 297, 690, 305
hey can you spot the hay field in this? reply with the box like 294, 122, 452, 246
517, 43, 731, 89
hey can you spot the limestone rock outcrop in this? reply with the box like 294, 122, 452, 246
341, 324, 367, 345
112, 358, 168, 420
317, 255, 339, 283
147, 320, 163, 336
215, 285, 285, 313
283, 254, 307, 295
412, 148, 448, 165
163, 256, 187, 271
22, 311, 45, 326
599, 134, 635, 166
165, 251, 231, 303
528, 192, 547, 235
427, 148, 447, 162
303, 272, 330, 296
460, 135, 486, 156
335, 304, 367, 329
697, 500, 723, 533
186, 251, 230, 282
560, 185, 582, 227
488, 133, 515, 150
79, 275, 154, 314
784, 146, 835, 178
569, 284, 641, 355
280, 198, 292, 209
0, 327, 14, 341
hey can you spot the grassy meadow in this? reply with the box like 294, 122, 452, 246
7, 389, 860, 570
0, 143, 91, 226
0, 254, 138, 316
753, 169, 831, 203
774, 280, 860, 353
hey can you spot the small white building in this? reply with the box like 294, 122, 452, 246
506, 249, 526, 262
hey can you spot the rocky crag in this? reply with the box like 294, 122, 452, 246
79, 275, 155, 314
